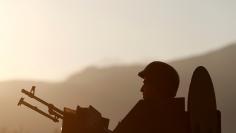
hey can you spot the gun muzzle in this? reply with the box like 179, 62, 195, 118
18, 97, 24, 106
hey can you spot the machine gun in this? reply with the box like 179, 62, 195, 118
17, 86, 110, 133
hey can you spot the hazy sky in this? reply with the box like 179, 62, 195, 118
0, 0, 235, 81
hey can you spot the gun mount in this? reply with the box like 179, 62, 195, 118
17, 86, 110, 133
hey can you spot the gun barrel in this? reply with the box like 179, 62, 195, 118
18, 97, 59, 122
21, 89, 64, 115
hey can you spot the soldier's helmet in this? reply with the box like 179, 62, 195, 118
138, 61, 180, 98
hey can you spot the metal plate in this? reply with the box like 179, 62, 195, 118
188, 66, 219, 133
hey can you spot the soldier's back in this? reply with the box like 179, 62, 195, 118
113, 98, 188, 133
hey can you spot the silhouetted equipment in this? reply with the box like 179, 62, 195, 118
18, 86, 63, 122
18, 97, 60, 122
188, 66, 221, 133
18, 86, 110, 133
17, 65, 221, 133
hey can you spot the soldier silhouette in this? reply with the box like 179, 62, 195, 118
113, 61, 188, 133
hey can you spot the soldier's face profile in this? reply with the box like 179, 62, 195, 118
140, 79, 157, 100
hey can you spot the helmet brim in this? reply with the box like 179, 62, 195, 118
138, 70, 145, 79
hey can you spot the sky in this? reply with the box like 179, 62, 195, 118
0, 0, 235, 81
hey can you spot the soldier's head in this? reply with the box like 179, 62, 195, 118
138, 61, 179, 100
